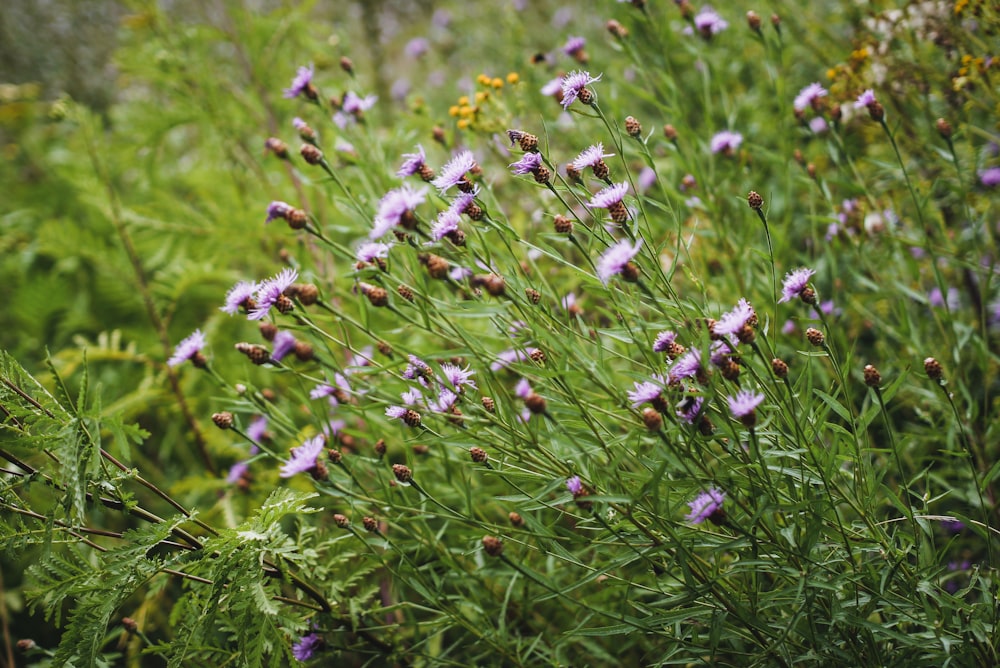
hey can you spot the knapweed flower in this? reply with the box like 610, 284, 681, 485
265, 201, 293, 224
566, 475, 583, 495
221, 280, 259, 315
509, 152, 543, 176
979, 167, 1000, 187
405, 37, 430, 59
686, 487, 725, 524
334, 91, 377, 127
448, 188, 480, 219
561, 70, 601, 109
284, 64, 316, 99
653, 330, 677, 353
809, 117, 828, 134
693, 7, 729, 37
226, 461, 249, 485
669, 347, 702, 384
778, 267, 816, 303
371, 184, 427, 238
793, 82, 827, 112
562, 36, 586, 58
727, 389, 764, 423
292, 632, 322, 662
713, 298, 755, 338
710, 130, 743, 155
854, 89, 876, 109
397, 145, 433, 180
596, 239, 642, 284
428, 388, 458, 413
249, 268, 298, 320
676, 396, 704, 424
430, 210, 462, 242
431, 150, 478, 193
540, 77, 563, 98
572, 143, 614, 177
270, 330, 297, 362
279, 435, 325, 478
587, 182, 630, 224
490, 347, 538, 371
440, 362, 477, 391
403, 354, 433, 381
167, 329, 206, 368
356, 241, 391, 264
628, 379, 665, 409
386, 405, 421, 427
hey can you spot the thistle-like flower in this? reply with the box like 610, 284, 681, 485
778, 267, 816, 303
686, 487, 726, 524
248, 268, 299, 320
167, 330, 207, 368
560, 70, 601, 109
431, 150, 478, 193
279, 435, 326, 478
710, 130, 743, 155
596, 239, 642, 284
284, 64, 317, 100
793, 83, 827, 112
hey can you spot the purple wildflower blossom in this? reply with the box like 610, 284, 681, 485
401, 388, 424, 406
929, 287, 960, 310
429, 388, 458, 413
540, 77, 563, 97
587, 182, 629, 211
246, 415, 268, 444
509, 152, 543, 175
854, 89, 876, 109
562, 36, 586, 56
292, 632, 322, 662
248, 268, 298, 320
628, 380, 663, 408
440, 363, 477, 391
562, 293, 578, 312
430, 210, 461, 241
514, 378, 532, 399
571, 143, 614, 171
710, 339, 734, 367
491, 347, 538, 371
653, 330, 677, 353
669, 348, 702, 383
279, 435, 325, 478
809, 117, 828, 134
560, 70, 601, 109
397, 145, 428, 178
405, 37, 430, 59
693, 7, 728, 36
284, 64, 315, 99
371, 184, 428, 239
637, 167, 656, 192
778, 267, 816, 303
940, 518, 965, 533
727, 390, 764, 419
793, 82, 827, 112
403, 354, 432, 380
356, 241, 391, 263
596, 239, 642, 284
566, 475, 583, 495
448, 188, 479, 217
221, 280, 259, 315
342, 91, 377, 114
714, 298, 754, 337
266, 201, 293, 224
686, 488, 725, 524
385, 406, 408, 420
448, 266, 471, 282
167, 329, 206, 367
226, 461, 249, 484
710, 130, 743, 154
677, 396, 704, 424
293, 117, 308, 132
271, 330, 297, 362
431, 150, 477, 193
979, 167, 1000, 187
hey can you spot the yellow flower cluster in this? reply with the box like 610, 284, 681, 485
447, 72, 520, 130
954, 0, 969, 14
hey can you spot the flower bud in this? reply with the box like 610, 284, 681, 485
300, 144, 323, 165
482, 535, 504, 556
746, 10, 762, 32
625, 115, 642, 138
642, 407, 663, 431
863, 364, 881, 388
771, 358, 789, 379
805, 327, 825, 347
392, 463, 413, 483
747, 190, 764, 210
924, 357, 944, 382
482, 396, 496, 413
470, 447, 488, 463
333, 513, 350, 528
212, 412, 234, 429
363, 516, 378, 532
508, 511, 524, 527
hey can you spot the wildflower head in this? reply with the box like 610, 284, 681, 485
686, 488, 726, 524
572, 143, 614, 179
778, 267, 816, 304
371, 184, 427, 238
805, 328, 826, 347
747, 191, 764, 211
221, 280, 259, 315
727, 389, 764, 427
397, 145, 435, 181
628, 379, 667, 411
270, 330, 298, 362
669, 347, 703, 384
714, 298, 755, 341
793, 83, 827, 112
563, 36, 588, 62
924, 357, 944, 382
596, 239, 642, 284
560, 70, 601, 109
653, 330, 677, 353
392, 463, 413, 482
979, 167, 1000, 188
509, 151, 543, 176
292, 632, 323, 662
279, 435, 326, 478
248, 268, 298, 320
167, 329, 207, 368
482, 535, 504, 557
854, 89, 884, 120
587, 182, 630, 224
566, 475, 583, 496
693, 7, 729, 38
431, 150, 478, 193
863, 364, 882, 388
677, 396, 704, 425
710, 130, 743, 155
284, 64, 317, 100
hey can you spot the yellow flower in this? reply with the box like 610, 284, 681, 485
954, 0, 969, 14
491, 77, 504, 89
506, 72, 520, 85
457, 95, 469, 106
448, 105, 460, 117
476, 74, 491, 86
474, 91, 489, 103
457, 118, 471, 130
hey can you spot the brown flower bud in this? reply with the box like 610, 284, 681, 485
519, 133, 539, 153
553, 214, 573, 234
483, 274, 506, 296
793, 149, 805, 165
772, 358, 789, 379
867, 101, 885, 122
122, 617, 138, 633
529, 348, 546, 365
373, 439, 387, 457
936, 118, 953, 139
924, 357, 944, 382
863, 364, 881, 388
747, 190, 764, 210
508, 511, 524, 527
294, 341, 314, 362
577, 88, 594, 105
470, 447, 488, 463
805, 327, 825, 347
333, 513, 350, 528
300, 144, 323, 165
17, 639, 37, 652
525, 288, 541, 304
259, 322, 278, 341
625, 115, 642, 138
340, 56, 354, 73
274, 293, 295, 315
565, 164, 582, 184
359, 283, 389, 307
397, 284, 414, 302
265, 138, 289, 160
392, 463, 413, 483
432, 125, 447, 145
294, 283, 318, 305
211, 412, 234, 429
482, 396, 496, 413
663, 124, 678, 141
524, 392, 547, 414
235, 342, 270, 365
697, 415, 715, 436
482, 535, 504, 557
363, 516, 378, 532
721, 360, 741, 382
799, 286, 818, 305
377, 341, 393, 357
746, 10, 762, 31
310, 460, 328, 481
402, 409, 421, 427
607, 19, 629, 38
423, 253, 450, 279
620, 261, 640, 283
412, 444, 429, 455
642, 407, 663, 431
287, 208, 308, 230
770, 13, 781, 28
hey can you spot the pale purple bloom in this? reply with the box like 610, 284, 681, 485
628, 380, 663, 408
342, 91, 377, 114
793, 83, 828, 112
561, 293, 579, 312
371, 184, 427, 239
431, 150, 477, 192
356, 241, 391, 263
854, 89, 876, 109
587, 182, 629, 210
249, 268, 298, 320
940, 518, 965, 533
685, 196, 703, 209
677, 396, 703, 424
403, 355, 431, 381
714, 298, 754, 337
271, 330, 297, 361
401, 388, 424, 406
809, 117, 828, 134
929, 287, 960, 310
560, 70, 601, 109
540, 77, 563, 97
292, 632, 322, 661
566, 475, 583, 495
323, 420, 345, 438
284, 64, 315, 99
430, 210, 462, 241
710, 339, 735, 366
979, 167, 1000, 187
448, 189, 478, 217
778, 267, 815, 303
653, 330, 677, 353
571, 143, 614, 171
279, 435, 325, 478
509, 152, 543, 175
246, 415, 268, 444
167, 329, 206, 367
429, 388, 458, 413
669, 348, 702, 383
405, 37, 430, 59
397, 145, 428, 178
226, 461, 249, 484
310, 384, 335, 401
392, 79, 410, 102
491, 347, 538, 371
449, 266, 472, 282
686, 488, 725, 524
782, 320, 796, 335
693, 7, 728, 36
727, 390, 764, 418
440, 363, 477, 391
514, 378, 532, 398
266, 201, 293, 224
710, 130, 743, 154
221, 280, 259, 315
637, 167, 656, 192
563, 36, 586, 56
293, 117, 308, 132
596, 239, 642, 284
385, 406, 408, 420
347, 347, 373, 371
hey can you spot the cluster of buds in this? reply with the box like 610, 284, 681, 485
392, 463, 413, 483
482, 535, 504, 557
553, 214, 574, 234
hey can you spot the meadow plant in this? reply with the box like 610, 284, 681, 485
2, 1, 1000, 665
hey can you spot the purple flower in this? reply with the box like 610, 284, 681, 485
596, 239, 642, 284
587, 182, 629, 210
809, 117, 828, 134
940, 518, 965, 533
686, 488, 725, 524
226, 461, 249, 484
979, 167, 1000, 187
929, 286, 960, 310
509, 152, 543, 175
401, 388, 424, 406
793, 83, 828, 112
293, 117, 308, 132
628, 380, 663, 408
271, 330, 297, 361
167, 329, 206, 367
514, 378, 533, 399
637, 167, 656, 192
778, 267, 815, 303
403, 354, 432, 381
266, 201, 293, 224
561, 293, 578, 312
279, 435, 325, 478
677, 396, 703, 424
566, 476, 583, 495
714, 298, 754, 337
397, 145, 428, 178
246, 415, 267, 448
429, 388, 458, 413
560, 70, 602, 109
710, 130, 743, 154
284, 64, 315, 99
341, 91, 377, 114
571, 143, 614, 171
371, 184, 427, 239
727, 390, 764, 419
540, 77, 563, 97
710, 338, 735, 367
562, 36, 586, 56
669, 348, 702, 383
440, 363, 477, 391
448, 188, 479, 217
693, 7, 728, 36
491, 347, 538, 371
292, 632, 322, 662
431, 150, 477, 193
249, 268, 298, 320
405, 37, 430, 59
449, 266, 472, 282
653, 331, 677, 353
430, 210, 461, 241
356, 241, 391, 263
854, 89, 876, 108
221, 280, 259, 315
